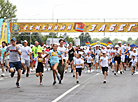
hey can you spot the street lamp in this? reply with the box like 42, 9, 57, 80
52, 4, 62, 44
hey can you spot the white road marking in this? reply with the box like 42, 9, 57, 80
52, 73, 100, 102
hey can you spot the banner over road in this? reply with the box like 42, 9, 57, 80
10, 22, 138, 33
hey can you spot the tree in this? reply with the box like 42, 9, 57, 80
0, 0, 17, 19
79, 33, 91, 46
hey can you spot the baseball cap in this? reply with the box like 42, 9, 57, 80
69, 42, 72, 44
107, 45, 110, 48
132, 54, 135, 57
11, 38, 16, 41
37, 50, 42, 53
133, 49, 136, 51
87, 52, 90, 54
118, 41, 122, 43
103, 51, 106, 53
115, 45, 119, 48
23, 40, 28, 43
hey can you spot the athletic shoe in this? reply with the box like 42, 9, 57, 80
11, 70, 15, 78
132, 73, 133, 75
59, 80, 62, 84
28, 71, 31, 74
26, 73, 29, 77
73, 75, 75, 77
103, 81, 106, 83
133, 71, 135, 74
16, 83, 20, 88
40, 82, 43, 85
114, 73, 116, 75
22, 70, 26, 74
57, 75, 60, 81
53, 81, 56, 85
1, 73, 5, 77
71, 69, 73, 73
76, 81, 79, 83
120, 71, 122, 74
64, 70, 67, 73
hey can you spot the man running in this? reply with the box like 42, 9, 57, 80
57, 39, 67, 84
0, 41, 9, 77
21, 40, 32, 77
3, 38, 22, 88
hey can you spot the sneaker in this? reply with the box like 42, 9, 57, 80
65, 70, 67, 73
28, 71, 31, 74
114, 73, 116, 75
59, 80, 62, 84
53, 81, 56, 85
11, 70, 15, 78
132, 73, 133, 75
71, 69, 73, 73
40, 82, 43, 85
120, 71, 122, 74
103, 81, 106, 83
57, 75, 60, 81
76, 81, 79, 83
73, 75, 75, 77
1, 73, 5, 77
26, 73, 29, 77
22, 70, 26, 74
16, 83, 20, 88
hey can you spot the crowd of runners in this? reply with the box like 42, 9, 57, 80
0, 38, 138, 88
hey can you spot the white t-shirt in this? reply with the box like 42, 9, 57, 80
129, 51, 133, 58
86, 56, 92, 63
119, 45, 125, 54
130, 59, 137, 66
132, 52, 137, 61
73, 57, 77, 65
95, 50, 100, 58
74, 58, 82, 68
100, 56, 108, 67
57, 46, 66, 60
106, 49, 111, 56
21, 46, 31, 60
115, 49, 121, 56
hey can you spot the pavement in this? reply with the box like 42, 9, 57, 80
0, 66, 138, 102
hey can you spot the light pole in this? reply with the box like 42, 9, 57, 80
52, 4, 62, 44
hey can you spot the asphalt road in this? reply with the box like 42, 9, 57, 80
0, 66, 138, 102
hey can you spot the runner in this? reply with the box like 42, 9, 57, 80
74, 54, 83, 83
64, 45, 69, 73
68, 42, 75, 73
99, 51, 109, 83
34, 50, 45, 85
0, 41, 9, 77
94, 45, 101, 72
31, 41, 43, 71
57, 39, 67, 84
114, 45, 121, 75
3, 38, 22, 88
21, 40, 32, 77
86, 52, 93, 73
129, 54, 137, 75
118, 41, 125, 74
46, 44, 63, 85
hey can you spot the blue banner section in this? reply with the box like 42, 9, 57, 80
0, 18, 3, 39
8, 22, 10, 43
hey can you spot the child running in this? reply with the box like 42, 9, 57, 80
46, 44, 63, 85
34, 50, 45, 85
99, 51, 109, 83
129, 54, 137, 75
86, 52, 93, 73
74, 54, 83, 83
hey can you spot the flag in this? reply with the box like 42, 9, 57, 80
0, 18, 4, 40
8, 22, 10, 43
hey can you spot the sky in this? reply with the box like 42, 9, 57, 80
9, 0, 138, 41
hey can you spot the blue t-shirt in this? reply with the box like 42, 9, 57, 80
49, 50, 61, 64
125, 49, 129, 59
1, 47, 9, 59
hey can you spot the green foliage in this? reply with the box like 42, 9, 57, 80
79, 33, 91, 46
0, 0, 17, 19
